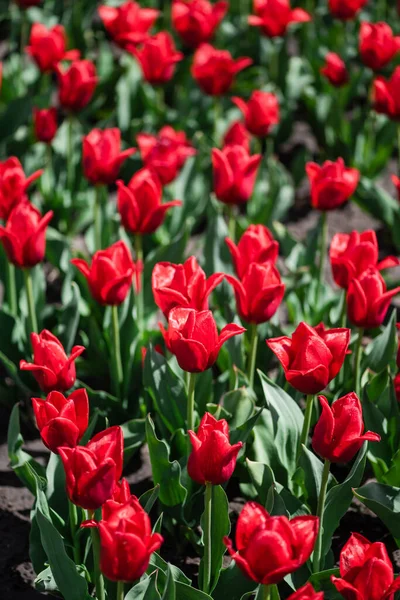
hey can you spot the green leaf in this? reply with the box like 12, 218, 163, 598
125, 573, 161, 600
175, 583, 213, 600
213, 561, 256, 600
58, 281, 81, 353
363, 310, 397, 373
353, 482, 400, 541
298, 445, 336, 514
122, 418, 146, 460
246, 459, 275, 510
139, 485, 160, 514
148, 552, 191, 587
162, 564, 176, 600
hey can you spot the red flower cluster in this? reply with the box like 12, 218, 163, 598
192, 44, 252, 96
359, 22, 400, 71
212, 144, 261, 205
82, 128, 136, 186
172, 0, 228, 48
0, 157, 42, 220
232, 91, 280, 138
131, 32, 183, 86
57, 60, 98, 113
26, 24, 79, 73
98, 1, 159, 49
249, 0, 311, 38
226, 225, 279, 278
306, 158, 359, 211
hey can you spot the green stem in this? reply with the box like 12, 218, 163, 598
214, 98, 221, 145
315, 211, 328, 308
7, 262, 17, 317
23, 269, 38, 334
87, 510, 105, 600
67, 115, 74, 191
187, 372, 196, 434
313, 458, 331, 573
340, 290, 347, 328
94, 185, 102, 251
247, 323, 258, 389
354, 328, 364, 398
46, 144, 53, 197
227, 205, 236, 241
111, 305, 123, 400
68, 500, 80, 564
20, 9, 28, 60
257, 584, 271, 600
298, 394, 314, 458
116, 580, 124, 600
202, 482, 213, 594
134, 234, 144, 335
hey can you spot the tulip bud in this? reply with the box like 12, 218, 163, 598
328, 0, 367, 20
346, 268, 400, 329
33, 108, 58, 144
0, 158, 43, 220
172, 0, 228, 48
226, 224, 279, 279
212, 145, 261, 206
82, 128, 136, 185
248, 0, 311, 37
0, 201, 53, 268
130, 32, 183, 86
71, 241, 137, 306
26, 24, 79, 73
224, 502, 319, 584
320, 52, 349, 87
287, 584, 324, 600
98, 1, 159, 49
267, 322, 350, 394
306, 158, 359, 211
359, 22, 400, 72
57, 60, 98, 113
160, 307, 245, 373
232, 91, 280, 137
192, 44, 252, 96
223, 121, 251, 153
32, 389, 89, 453
59, 426, 123, 509
20, 330, 85, 394
373, 67, 400, 121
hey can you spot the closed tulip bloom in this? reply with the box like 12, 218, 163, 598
373, 67, 400, 120
320, 52, 349, 87
226, 225, 279, 279
330, 230, 399, 289
20, 330, 85, 393
83, 496, 163, 581
306, 158, 359, 211
331, 533, 400, 600
160, 307, 245, 372
59, 426, 123, 510
346, 267, 400, 329
267, 322, 350, 394
312, 393, 380, 463
360, 22, 400, 71
226, 263, 285, 325
287, 584, 324, 600
232, 91, 279, 137
33, 108, 58, 144
188, 413, 242, 485
83, 128, 136, 185
32, 389, 89, 453
248, 0, 311, 38
118, 169, 182, 235
224, 502, 319, 585
26, 24, 79, 73
0, 157, 43, 220
131, 32, 183, 86
152, 256, 224, 317
98, 1, 159, 49
328, 0, 367, 20
57, 60, 97, 113
137, 126, 196, 185
71, 241, 136, 306
212, 145, 261, 205
223, 121, 251, 153
172, 0, 228, 48
0, 202, 53, 268
111, 478, 132, 504
192, 44, 252, 96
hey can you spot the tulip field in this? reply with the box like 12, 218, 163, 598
2, 0, 400, 599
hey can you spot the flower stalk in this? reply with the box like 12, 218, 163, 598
68, 500, 80, 564
7, 262, 17, 317
111, 305, 123, 399
135, 234, 144, 335
23, 269, 38, 334
315, 211, 328, 307
94, 185, 103, 251
247, 323, 258, 388
354, 328, 364, 398
187, 372, 196, 434
87, 509, 105, 600
313, 458, 331, 573
202, 482, 213, 594
298, 394, 314, 458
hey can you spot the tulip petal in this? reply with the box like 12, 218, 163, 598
19, 360, 59, 389
71, 258, 91, 279
231, 96, 248, 119
217, 323, 246, 352
286, 364, 330, 395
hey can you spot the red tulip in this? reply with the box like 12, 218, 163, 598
57, 60, 97, 113
82, 128, 136, 186
394, 372, 400, 402
20, 330, 85, 394
346, 267, 400, 329
287, 584, 324, 600
188, 413, 242, 485
266, 322, 350, 394
373, 66, 400, 120
160, 307, 245, 372
82, 495, 163, 581
0, 201, 53, 268
306, 158, 359, 211
232, 91, 279, 137
226, 224, 279, 279
225, 263, 285, 325
15, 0, 41, 6
172, 0, 228, 48
98, 1, 159, 49
152, 256, 224, 317
137, 126, 196, 185
331, 533, 400, 600
32, 389, 89, 453
130, 32, 183, 86
192, 44, 252, 96
248, 0, 311, 38
312, 393, 380, 463
71, 241, 136, 306
0, 157, 43, 220
320, 52, 349, 87
328, 0, 367, 20
59, 426, 123, 510
212, 145, 261, 205
392, 175, 400, 201
223, 121, 251, 153
33, 108, 58, 144
224, 502, 319, 585
360, 22, 400, 72
117, 168, 182, 234
26, 24, 79, 73
111, 478, 132, 503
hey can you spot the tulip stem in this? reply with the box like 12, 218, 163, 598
247, 323, 258, 388
87, 510, 105, 600
67, 115, 74, 191
202, 482, 213, 594
354, 328, 364, 398
111, 305, 123, 400
23, 269, 38, 334
68, 500, 80, 564
258, 584, 271, 600
313, 458, 331, 573
7, 262, 17, 317
94, 185, 102, 251
187, 372, 196, 434
298, 394, 314, 458
340, 290, 347, 328
315, 211, 328, 308
116, 580, 124, 600
135, 234, 144, 335
227, 205, 236, 241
